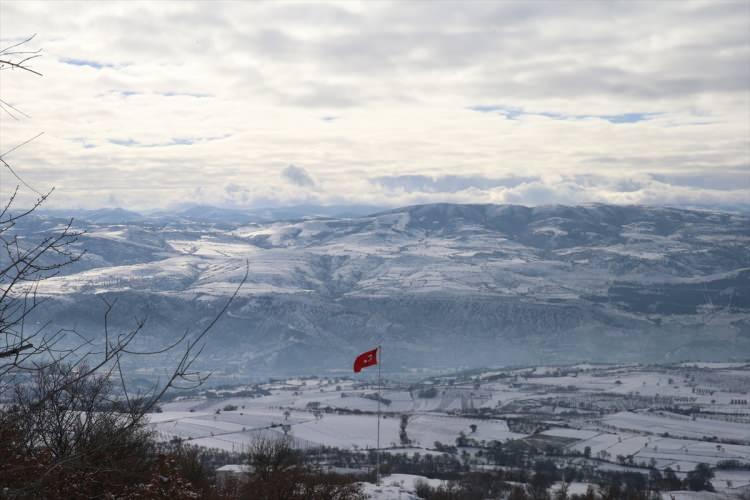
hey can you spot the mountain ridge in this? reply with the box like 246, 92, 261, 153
15, 202, 750, 375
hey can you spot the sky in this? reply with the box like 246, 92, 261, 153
1, 0, 748, 212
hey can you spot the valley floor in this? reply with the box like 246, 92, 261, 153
150, 361, 750, 498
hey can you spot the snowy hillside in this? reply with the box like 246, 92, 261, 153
16, 203, 750, 374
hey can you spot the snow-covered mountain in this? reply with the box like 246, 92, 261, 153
20, 203, 750, 374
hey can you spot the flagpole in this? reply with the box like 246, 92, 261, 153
376, 344, 381, 486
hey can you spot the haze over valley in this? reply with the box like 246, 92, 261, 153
18, 202, 749, 378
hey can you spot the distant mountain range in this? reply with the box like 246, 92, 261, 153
19, 203, 750, 375
38, 204, 386, 225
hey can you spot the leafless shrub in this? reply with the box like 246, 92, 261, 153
0, 35, 246, 498
238, 435, 366, 500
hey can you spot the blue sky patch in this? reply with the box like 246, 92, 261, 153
60, 58, 113, 69
70, 137, 96, 149
108, 135, 230, 148
469, 105, 658, 124
467, 105, 504, 113
159, 91, 211, 98
598, 112, 657, 123
170, 138, 195, 146
109, 138, 138, 147
467, 105, 524, 120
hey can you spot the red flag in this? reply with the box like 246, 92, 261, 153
353, 347, 378, 373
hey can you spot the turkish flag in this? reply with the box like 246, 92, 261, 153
353, 347, 378, 373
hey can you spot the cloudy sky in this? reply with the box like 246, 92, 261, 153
1, 1, 748, 211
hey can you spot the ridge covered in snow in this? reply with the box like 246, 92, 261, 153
14, 203, 750, 374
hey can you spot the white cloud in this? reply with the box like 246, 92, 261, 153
0, 1, 748, 211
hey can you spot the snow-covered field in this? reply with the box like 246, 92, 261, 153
603, 411, 750, 442
152, 396, 521, 452
144, 362, 750, 498
361, 474, 443, 500
150, 362, 750, 493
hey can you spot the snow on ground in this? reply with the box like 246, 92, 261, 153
635, 438, 750, 469
367, 478, 599, 499
167, 238, 262, 258
191, 428, 298, 452
678, 362, 750, 369
542, 428, 601, 440
603, 411, 750, 442
147, 411, 208, 424
406, 414, 523, 448
154, 395, 523, 453
529, 370, 680, 396
659, 491, 734, 500
582, 433, 652, 458
551, 482, 595, 497
713, 469, 750, 491
568, 429, 750, 471
290, 414, 401, 449
150, 363, 750, 484
361, 474, 445, 500
381, 447, 449, 457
